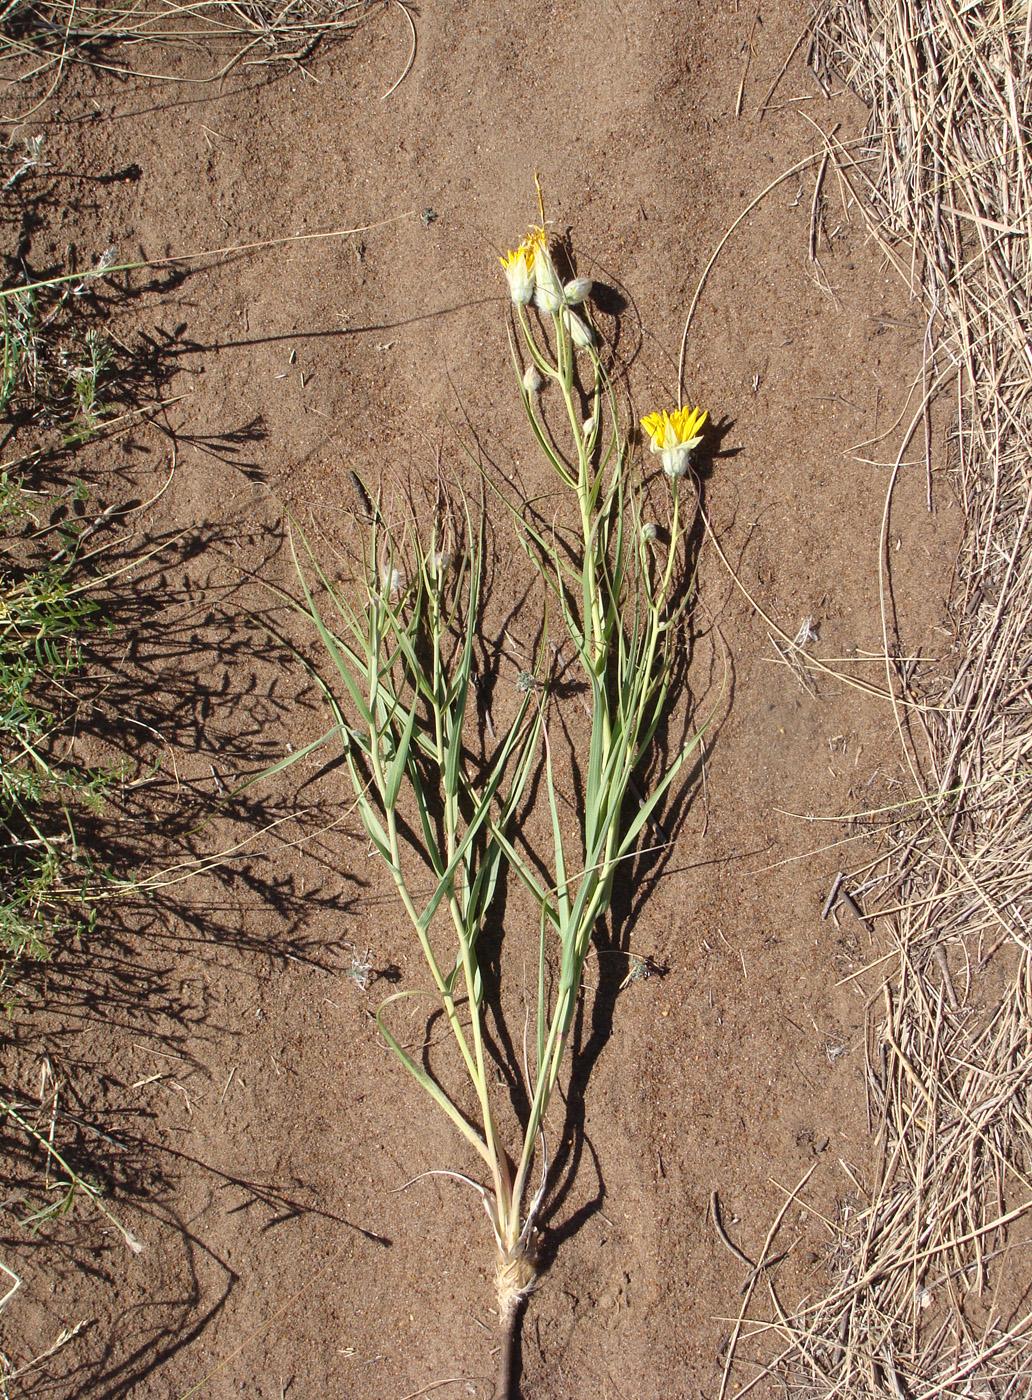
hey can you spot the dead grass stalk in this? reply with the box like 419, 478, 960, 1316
732, 2, 1032, 1395
0, 0, 384, 118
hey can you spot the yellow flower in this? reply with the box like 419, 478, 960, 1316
500, 244, 534, 304
640, 405, 708, 477
500, 226, 549, 305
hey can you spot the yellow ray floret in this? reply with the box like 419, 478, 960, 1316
498, 227, 548, 276
640, 406, 708, 452
641, 405, 708, 479
499, 227, 550, 304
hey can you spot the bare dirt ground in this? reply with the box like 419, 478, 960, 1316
2, 2, 962, 1395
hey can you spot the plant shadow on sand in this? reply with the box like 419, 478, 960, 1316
1, 513, 394, 1395
0, 170, 402, 1388
4, 179, 740, 1393
0, 225, 396, 1388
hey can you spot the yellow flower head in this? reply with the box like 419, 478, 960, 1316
500, 226, 549, 305
640, 405, 708, 478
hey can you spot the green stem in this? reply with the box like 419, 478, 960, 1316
381, 805, 481, 1083
628, 486, 681, 743
428, 572, 509, 1227
364, 601, 480, 1085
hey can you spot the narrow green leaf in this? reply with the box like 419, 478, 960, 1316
543, 730, 571, 923
384, 694, 419, 810
376, 993, 493, 1167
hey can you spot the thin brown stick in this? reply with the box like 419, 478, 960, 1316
719, 1163, 816, 1400
711, 1191, 757, 1269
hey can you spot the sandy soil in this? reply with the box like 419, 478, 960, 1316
1, 2, 961, 1396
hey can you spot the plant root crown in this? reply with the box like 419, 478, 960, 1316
495, 1243, 537, 1323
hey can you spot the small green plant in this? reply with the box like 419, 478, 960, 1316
0, 529, 108, 968
0, 290, 39, 414
0, 1095, 141, 1252
0, 226, 124, 959
0, 235, 119, 438
0, 223, 151, 1284
279, 211, 711, 1384
62, 329, 115, 444
0, 306, 139, 1278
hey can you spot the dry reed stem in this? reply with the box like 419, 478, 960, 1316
729, 2, 1032, 1396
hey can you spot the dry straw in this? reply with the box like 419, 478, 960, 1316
0, 0, 389, 118
729, 2, 1032, 1396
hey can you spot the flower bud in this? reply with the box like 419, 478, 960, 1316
642, 521, 660, 542
523, 363, 543, 394
381, 564, 405, 596
564, 308, 595, 350
534, 281, 562, 314
582, 414, 596, 438
563, 277, 593, 305
501, 250, 534, 304
533, 245, 564, 313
